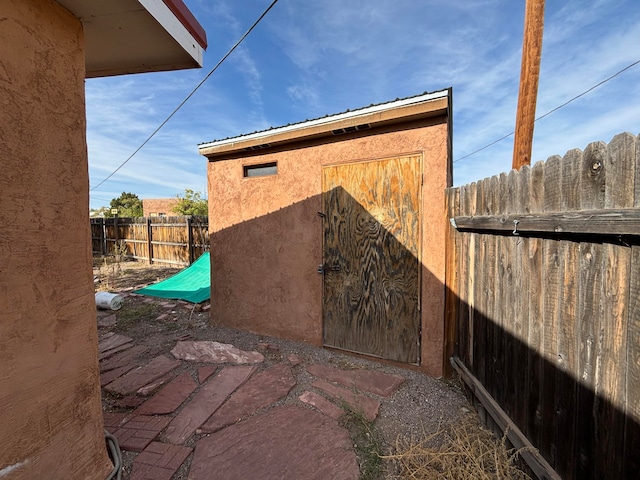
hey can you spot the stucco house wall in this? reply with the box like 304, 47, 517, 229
143, 198, 179, 216
0, 1, 112, 478
0, 0, 205, 478
203, 94, 451, 376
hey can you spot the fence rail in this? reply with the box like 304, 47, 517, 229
445, 132, 639, 480
91, 216, 208, 266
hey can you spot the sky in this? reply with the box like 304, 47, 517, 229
86, 0, 640, 210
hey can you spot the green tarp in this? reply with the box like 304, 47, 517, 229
133, 252, 210, 303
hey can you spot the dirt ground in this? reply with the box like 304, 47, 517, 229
94, 258, 476, 478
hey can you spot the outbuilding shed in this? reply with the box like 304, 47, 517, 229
199, 89, 452, 376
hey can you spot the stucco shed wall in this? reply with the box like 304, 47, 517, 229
0, 1, 112, 478
208, 118, 449, 376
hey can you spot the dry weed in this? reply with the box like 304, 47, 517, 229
384, 415, 532, 480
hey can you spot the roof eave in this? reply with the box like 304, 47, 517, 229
57, 0, 206, 78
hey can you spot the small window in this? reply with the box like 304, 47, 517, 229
244, 162, 278, 178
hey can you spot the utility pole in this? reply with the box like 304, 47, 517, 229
512, 0, 545, 170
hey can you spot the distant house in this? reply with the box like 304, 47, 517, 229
143, 198, 179, 217
0, 1, 206, 479
199, 89, 452, 377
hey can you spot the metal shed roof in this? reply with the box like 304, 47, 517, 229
198, 89, 450, 159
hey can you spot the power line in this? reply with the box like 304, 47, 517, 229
90, 0, 280, 191
454, 58, 640, 164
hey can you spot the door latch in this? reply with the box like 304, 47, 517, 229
317, 264, 341, 274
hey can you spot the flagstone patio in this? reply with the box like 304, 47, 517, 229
100, 333, 412, 479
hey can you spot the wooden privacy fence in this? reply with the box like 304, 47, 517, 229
445, 132, 639, 480
91, 216, 208, 266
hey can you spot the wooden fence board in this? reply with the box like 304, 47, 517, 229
580, 141, 606, 209
457, 185, 470, 366
624, 245, 640, 478
473, 180, 486, 386
443, 187, 459, 377
467, 182, 477, 371
502, 171, 517, 420
593, 133, 634, 479
91, 216, 208, 266
553, 148, 581, 479
526, 160, 545, 447
624, 133, 640, 478
513, 165, 530, 432
493, 174, 507, 410
540, 155, 562, 468
447, 132, 640, 479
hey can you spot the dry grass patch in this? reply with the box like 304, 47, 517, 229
385, 415, 532, 480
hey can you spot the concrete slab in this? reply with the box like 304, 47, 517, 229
170, 340, 264, 364
312, 379, 380, 421
307, 364, 405, 397
299, 391, 344, 420
111, 415, 171, 452
100, 345, 148, 373
189, 405, 359, 480
163, 365, 256, 445
136, 372, 197, 415
105, 355, 180, 396
130, 442, 192, 480
200, 363, 296, 433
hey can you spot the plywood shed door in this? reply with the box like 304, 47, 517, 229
322, 155, 421, 364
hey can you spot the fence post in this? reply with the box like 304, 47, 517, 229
187, 216, 193, 265
113, 216, 119, 254
146, 217, 153, 264
101, 218, 107, 256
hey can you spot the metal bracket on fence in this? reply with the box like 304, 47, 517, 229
449, 217, 458, 229
512, 219, 520, 236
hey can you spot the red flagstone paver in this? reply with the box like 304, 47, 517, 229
113, 395, 146, 409
100, 345, 148, 373
130, 442, 192, 480
312, 379, 380, 421
197, 365, 217, 383
170, 340, 264, 364
98, 314, 116, 328
163, 365, 256, 445
100, 364, 136, 387
136, 372, 197, 415
103, 412, 130, 430
200, 363, 296, 433
307, 364, 405, 397
111, 415, 171, 452
189, 405, 359, 480
287, 354, 302, 367
299, 391, 344, 420
98, 333, 134, 360
137, 371, 176, 396
98, 332, 131, 351
99, 341, 134, 360
105, 355, 180, 396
